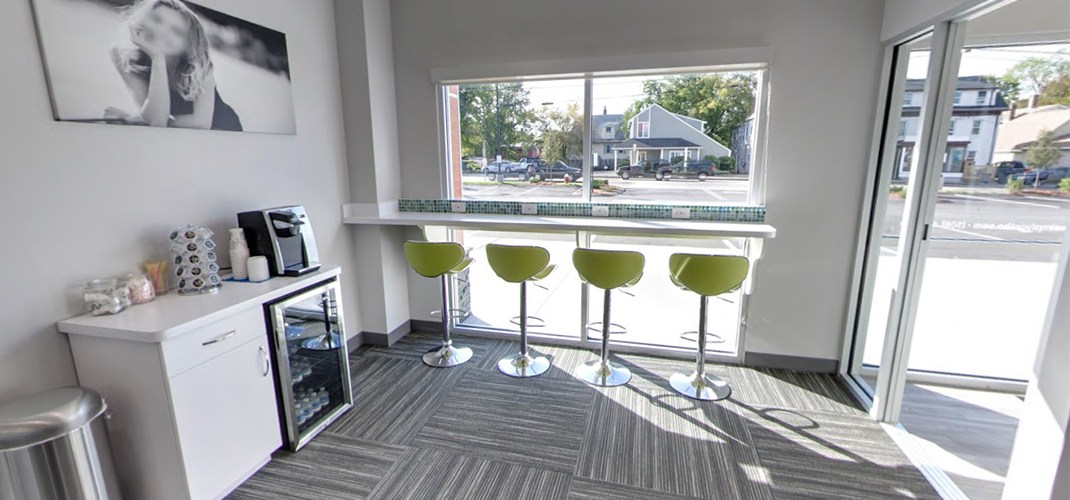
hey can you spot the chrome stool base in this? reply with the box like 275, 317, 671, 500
498, 354, 551, 378
576, 360, 632, 387
669, 371, 731, 401
423, 344, 473, 368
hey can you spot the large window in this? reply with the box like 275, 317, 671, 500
440, 67, 767, 206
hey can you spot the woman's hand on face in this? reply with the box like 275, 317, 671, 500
130, 24, 164, 60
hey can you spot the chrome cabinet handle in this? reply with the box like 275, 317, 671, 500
258, 346, 270, 377
201, 330, 236, 346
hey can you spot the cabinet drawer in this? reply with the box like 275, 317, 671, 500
161, 307, 266, 377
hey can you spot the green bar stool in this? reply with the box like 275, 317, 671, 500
572, 248, 645, 387
667, 253, 749, 400
486, 244, 556, 377
403, 241, 475, 367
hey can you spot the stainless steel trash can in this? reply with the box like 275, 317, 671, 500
0, 387, 121, 500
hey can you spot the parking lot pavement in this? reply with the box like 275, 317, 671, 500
461, 173, 750, 204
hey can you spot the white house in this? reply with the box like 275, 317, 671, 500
895, 76, 1008, 179
614, 103, 731, 165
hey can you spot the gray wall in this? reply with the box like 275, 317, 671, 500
387, 0, 887, 366
0, 0, 358, 402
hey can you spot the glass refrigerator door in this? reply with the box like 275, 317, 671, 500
271, 280, 353, 450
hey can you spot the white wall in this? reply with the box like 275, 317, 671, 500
0, 0, 358, 402
1002, 211, 1070, 500
388, 0, 887, 364
880, 0, 987, 41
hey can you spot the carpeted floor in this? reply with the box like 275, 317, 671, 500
229, 332, 939, 499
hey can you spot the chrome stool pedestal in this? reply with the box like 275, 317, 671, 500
423, 273, 473, 368
498, 281, 550, 377
576, 288, 632, 387
670, 295, 730, 400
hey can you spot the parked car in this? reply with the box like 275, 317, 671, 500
1016, 166, 1070, 186
994, 161, 1027, 184
528, 160, 582, 181
483, 160, 522, 179
617, 159, 670, 179
655, 159, 717, 181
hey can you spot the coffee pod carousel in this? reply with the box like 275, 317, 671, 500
170, 225, 223, 296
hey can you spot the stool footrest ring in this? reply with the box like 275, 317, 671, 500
585, 321, 627, 336
680, 331, 726, 345
430, 308, 469, 321
509, 315, 547, 328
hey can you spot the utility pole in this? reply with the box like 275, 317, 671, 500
495, 83, 503, 183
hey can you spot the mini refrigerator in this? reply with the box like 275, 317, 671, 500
266, 278, 353, 450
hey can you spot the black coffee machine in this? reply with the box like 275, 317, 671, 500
238, 205, 321, 277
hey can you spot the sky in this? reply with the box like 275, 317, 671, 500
906, 43, 1069, 89
520, 43, 1069, 116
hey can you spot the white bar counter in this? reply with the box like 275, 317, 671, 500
342, 211, 776, 240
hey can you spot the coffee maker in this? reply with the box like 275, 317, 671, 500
238, 206, 321, 277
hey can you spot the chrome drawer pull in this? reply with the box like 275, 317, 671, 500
258, 346, 271, 376
201, 330, 237, 346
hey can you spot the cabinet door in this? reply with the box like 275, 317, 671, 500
169, 335, 280, 500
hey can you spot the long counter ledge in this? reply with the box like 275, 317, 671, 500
342, 211, 776, 239
58, 266, 341, 343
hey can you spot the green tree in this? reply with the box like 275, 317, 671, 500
1025, 129, 1061, 188
536, 104, 583, 164
459, 83, 534, 160
984, 74, 1022, 105
1037, 74, 1070, 107
1005, 54, 1070, 100
618, 74, 757, 146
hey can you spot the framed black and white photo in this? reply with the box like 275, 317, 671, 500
30, 0, 296, 134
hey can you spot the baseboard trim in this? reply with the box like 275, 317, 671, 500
744, 352, 839, 373
360, 321, 411, 347
346, 332, 363, 352
409, 319, 440, 333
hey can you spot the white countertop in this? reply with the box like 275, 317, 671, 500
343, 212, 776, 239
57, 266, 341, 343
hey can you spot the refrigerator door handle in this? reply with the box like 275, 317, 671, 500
258, 346, 270, 377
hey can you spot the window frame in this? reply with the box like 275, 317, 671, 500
434, 52, 772, 208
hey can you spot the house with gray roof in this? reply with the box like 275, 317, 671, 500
612, 104, 730, 167
592, 110, 626, 169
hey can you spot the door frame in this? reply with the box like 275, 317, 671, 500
840, 5, 1004, 422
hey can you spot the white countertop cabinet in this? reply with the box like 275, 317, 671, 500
58, 267, 342, 500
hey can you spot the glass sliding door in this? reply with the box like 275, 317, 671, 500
846, 32, 943, 403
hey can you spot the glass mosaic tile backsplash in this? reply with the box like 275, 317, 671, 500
397, 199, 766, 223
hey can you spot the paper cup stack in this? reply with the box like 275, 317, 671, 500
170, 225, 223, 296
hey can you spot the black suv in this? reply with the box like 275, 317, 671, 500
617, 159, 670, 179
994, 161, 1027, 183
655, 159, 716, 181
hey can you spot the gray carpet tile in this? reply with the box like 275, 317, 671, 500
567, 477, 705, 500
575, 361, 775, 499
368, 447, 572, 500
329, 354, 467, 444
411, 370, 594, 472
723, 366, 865, 416
736, 405, 939, 499
227, 433, 406, 500
234, 332, 939, 500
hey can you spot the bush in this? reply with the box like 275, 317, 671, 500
715, 156, 734, 172
592, 179, 609, 189
1059, 177, 1070, 193
1006, 177, 1024, 193
670, 156, 684, 164
888, 185, 906, 198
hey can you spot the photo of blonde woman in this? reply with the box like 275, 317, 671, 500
31, 0, 295, 134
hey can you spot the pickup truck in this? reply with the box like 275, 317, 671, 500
994, 161, 1027, 184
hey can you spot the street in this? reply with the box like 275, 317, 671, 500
461, 172, 750, 204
